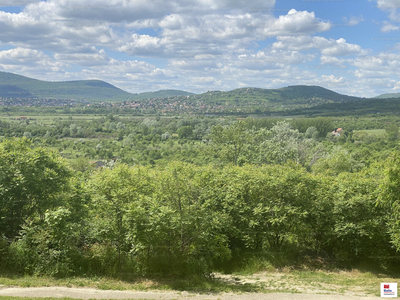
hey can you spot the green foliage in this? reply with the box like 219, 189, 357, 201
378, 153, 400, 251
177, 125, 193, 139
0, 138, 72, 238
257, 121, 300, 165
209, 121, 251, 165
87, 163, 152, 275
291, 117, 333, 138
5, 174, 90, 276
331, 172, 390, 259
385, 123, 399, 141
12, 208, 77, 276
312, 146, 362, 175
1, 112, 400, 279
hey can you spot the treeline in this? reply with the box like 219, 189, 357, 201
1, 138, 400, 277
288, 97, 400, 117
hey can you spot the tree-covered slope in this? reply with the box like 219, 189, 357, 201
287, 97, 400, 116
0, 71, 192, 102
188, 85, 363, 107
374, 92, 400, 99
128, 89, 194, 101
0, 71, 133, 101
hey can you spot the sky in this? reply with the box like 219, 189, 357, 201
0, 0, 400, 97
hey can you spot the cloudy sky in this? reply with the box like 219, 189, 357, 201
0, 0, 399, 97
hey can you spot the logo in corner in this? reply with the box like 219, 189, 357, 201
381, 283, 397, 297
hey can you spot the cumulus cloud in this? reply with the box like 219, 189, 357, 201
351, 52, 400, 80
119, 9, 332, 60
373, 0, 400, 21
54, 49, 110, 66
0, 0, 332, 69
273, 36, 365, 56
42, 0, 276, 24
118, 34, 165, 56
321, 38, 364, 56
0, 47, 67, 76
321, 75, 345, 84
0, 0, 392, 97
320, 55, 348, 67
169, 55, 219, 70
0, 6, 118, 53
77, 58, 174, 92
261, 9, 331, 36
235, 49, 315, 70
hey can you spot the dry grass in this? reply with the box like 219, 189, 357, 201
0, 268, 395, 297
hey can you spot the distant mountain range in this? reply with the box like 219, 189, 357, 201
1, 70, 398, 106
0, 71, 193, 102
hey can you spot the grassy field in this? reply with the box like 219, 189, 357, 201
0, 268, 396, 297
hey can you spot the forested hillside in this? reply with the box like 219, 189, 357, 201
0, 71, 192, 102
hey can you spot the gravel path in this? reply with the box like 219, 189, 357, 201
0, 286, 381, 300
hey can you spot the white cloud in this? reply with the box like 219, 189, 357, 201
260, 9, 331, 37
54, 49, 110, 66
42, 0, 276, 24
343, 15, 364, 26
0, 0, 40, 6
118, 9, 332, 59
235, 49, 314, 70
352, 52, 400, 79
376, 0, 400, 9
273, 36, 366, 56
0, 0, 396, 97
321, 75, 345, 84
0, 2, 330, 64
319, 55, 348, 68
374, 0, 400, 21
381, 20, 399, 31
0, 47, 67, 76
77, 58, 174, 92
118, 34, 165, 56
321, 38, 364, 56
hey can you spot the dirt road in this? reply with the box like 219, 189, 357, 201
0, 286, 381, 300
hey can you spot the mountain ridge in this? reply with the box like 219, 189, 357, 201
0, 71, 376, 107
374, 92, 400, 99
0, 71, 193, 102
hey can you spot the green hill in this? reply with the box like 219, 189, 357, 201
187, 86, 363, 109
373, 92, 400, 99
0, 71, 193, 102
287, 97, 400, 116
129, 89, 194, 101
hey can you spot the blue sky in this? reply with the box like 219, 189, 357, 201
0, 0, 400, 97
